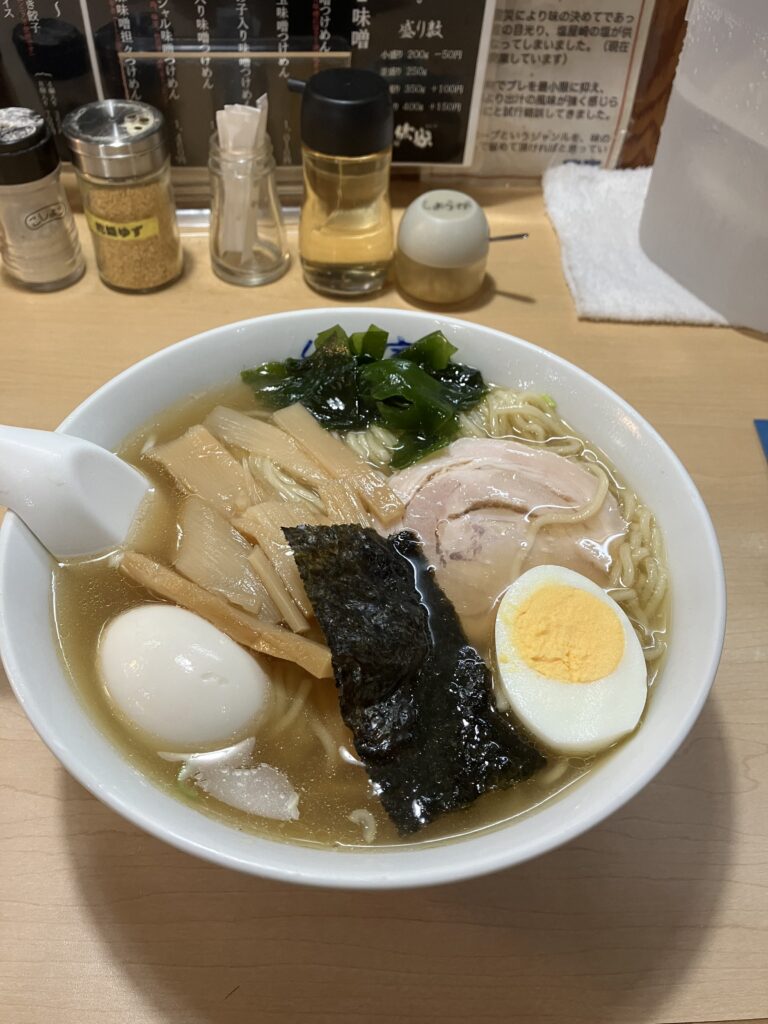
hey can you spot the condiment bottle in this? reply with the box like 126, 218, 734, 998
0, 107, 84, 291
294, 69, 394, 297
396, 190, 490, 306
209, 98, 289, 286
63, 100, 183, 293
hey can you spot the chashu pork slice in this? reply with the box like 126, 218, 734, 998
390, 437, 626, 648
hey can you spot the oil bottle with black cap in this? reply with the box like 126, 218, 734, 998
290, 68, 394, 297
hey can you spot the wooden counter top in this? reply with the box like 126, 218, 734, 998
1, 191, 767, 1024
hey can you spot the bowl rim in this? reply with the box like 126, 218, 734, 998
0, 308, 727, 888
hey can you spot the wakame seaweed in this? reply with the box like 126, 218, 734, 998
284, 524, 546, 835
241, 325, 486, 468
241, 331, 374, 432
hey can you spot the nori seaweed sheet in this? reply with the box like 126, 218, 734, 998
283, 524, 546, 835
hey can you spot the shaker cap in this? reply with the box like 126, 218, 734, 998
397, 190, 490, 269
0, 107, 59, 186
64, 100, 168, 179
298, 69, 393, 158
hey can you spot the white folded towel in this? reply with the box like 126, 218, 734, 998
542, 164, 727, 326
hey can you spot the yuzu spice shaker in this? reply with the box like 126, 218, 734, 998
64, 100, 182, 292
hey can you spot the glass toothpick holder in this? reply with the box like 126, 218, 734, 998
209, 134, 289, 286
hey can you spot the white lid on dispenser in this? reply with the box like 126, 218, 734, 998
397, 189, 490, 269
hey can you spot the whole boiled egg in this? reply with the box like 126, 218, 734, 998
97, 604, 270, 749
495, 565, 647, 755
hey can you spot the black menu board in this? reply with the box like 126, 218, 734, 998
0, 1, 494, 167
0, 0, 99, 159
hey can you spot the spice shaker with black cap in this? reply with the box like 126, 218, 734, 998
291, 69, 394, 297
0, 107, 84, 291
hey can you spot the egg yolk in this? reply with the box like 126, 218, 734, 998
507, 584, 624, 683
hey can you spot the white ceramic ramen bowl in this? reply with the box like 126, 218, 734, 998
0, 309, 726, 889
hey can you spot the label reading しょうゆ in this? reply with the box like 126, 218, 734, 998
85, 211, 159, 241
24, 202, 65, 231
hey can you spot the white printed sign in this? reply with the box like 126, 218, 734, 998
471, 0, 655, 178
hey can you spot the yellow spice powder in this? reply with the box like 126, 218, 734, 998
85, 178, 182, 292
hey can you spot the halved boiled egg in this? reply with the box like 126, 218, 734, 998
97, 604, 270, 750
495, 565, 647, 755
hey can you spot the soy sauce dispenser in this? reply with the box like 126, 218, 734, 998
290, 69, 394, 297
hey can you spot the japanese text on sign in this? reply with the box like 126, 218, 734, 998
471, 0, 653, 178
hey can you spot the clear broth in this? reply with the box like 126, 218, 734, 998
51, 382, 666, 850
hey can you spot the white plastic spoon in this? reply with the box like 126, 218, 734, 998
0, 425, 150, 560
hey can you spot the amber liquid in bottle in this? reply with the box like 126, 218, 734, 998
299, 146, 394, 297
